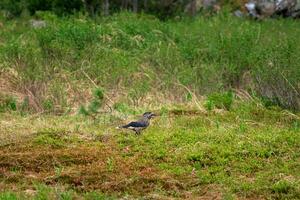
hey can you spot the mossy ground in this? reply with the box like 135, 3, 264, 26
0, 103, 299, 199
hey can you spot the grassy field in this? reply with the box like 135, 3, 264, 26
0, 12, 300, 113
0, 11, 300, 199
0, 102, 299, 199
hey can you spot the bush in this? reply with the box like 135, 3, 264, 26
205, 91, 234, 111
0, 0, 84, 17
0, 0, 25, 17
0, 0, 192, 18
78, 88, 105, 117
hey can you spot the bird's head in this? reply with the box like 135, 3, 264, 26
143, 112, 156, 119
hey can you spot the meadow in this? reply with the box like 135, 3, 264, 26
0, 11, 300, 199
0, 12, 299, 113
0, 103, 299, 199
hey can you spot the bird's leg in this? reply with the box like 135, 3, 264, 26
134, 129, 141, 135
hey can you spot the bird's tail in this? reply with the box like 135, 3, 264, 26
121, 124, 131, 128
115, 125, 127, 129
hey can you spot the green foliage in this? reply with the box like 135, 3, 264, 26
88, 88, 104, 113
0, 192, 18, 200
33, 130, 65, 148
0, 12, 299, 112
205, 91, 234, 111
106, 157, 114, 172
84, 192, 115, 200
159, 106, 169, 116
0, 0, 84, 17
113, 102, 135, 114
0, 95, 32, 115
272, 180, 294, 194
35, 18, 99, 62
291, 120, 300, 131
0, 0, 192, 18
78, 87, 105, 117
186, 92, 192, 102
33, 183, 53, 200
56, 190, 73, 200
0, 0, 26, 17
0, 95, 17, 112
6, 97, 17, 111
87, 99, 101, 114
128, 80, 150, 106
0, 185, 78, 200
204, 100, 214, 111
93, 87, 104, 100
42, 99, 54, 111
78, 105, 89, 116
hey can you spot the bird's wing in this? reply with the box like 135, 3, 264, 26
122, 121, 147, 128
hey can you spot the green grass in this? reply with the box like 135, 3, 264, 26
0, 10, 300, 199
0, 11, 299, 113
0, 103, 299, 199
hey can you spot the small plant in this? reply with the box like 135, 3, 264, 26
33, 183, 53, 199
56, 190, 74, 200
106, 157, 114, 172
291, 120, 300, 131
0, 95, 17, 112
272, 180, 293, 194
78, 87, 105, 119
186, 92, 193, 102
0, 95, 32, 115
260, 96, 283, 110
33, 130, 65, 148
6, 96, 17, 111
204, 99, 214, 111
78, 105, 89, 116
54, 166, 64, 178
239, 122, 247, 133
42, 99, 54, 112
204, 91, 234, 111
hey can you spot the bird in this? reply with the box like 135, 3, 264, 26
118, 112, 156, 134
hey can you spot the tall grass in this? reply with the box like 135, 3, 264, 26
0, 11, 299, 113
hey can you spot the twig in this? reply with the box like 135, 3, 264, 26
81, 69, 114, 105
280, 72, 299, 96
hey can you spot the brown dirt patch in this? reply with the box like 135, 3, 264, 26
0, 142, 192, 197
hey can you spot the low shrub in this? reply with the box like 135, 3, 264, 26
205, 91, 234, 111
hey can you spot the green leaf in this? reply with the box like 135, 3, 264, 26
78, 105, 89, 116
